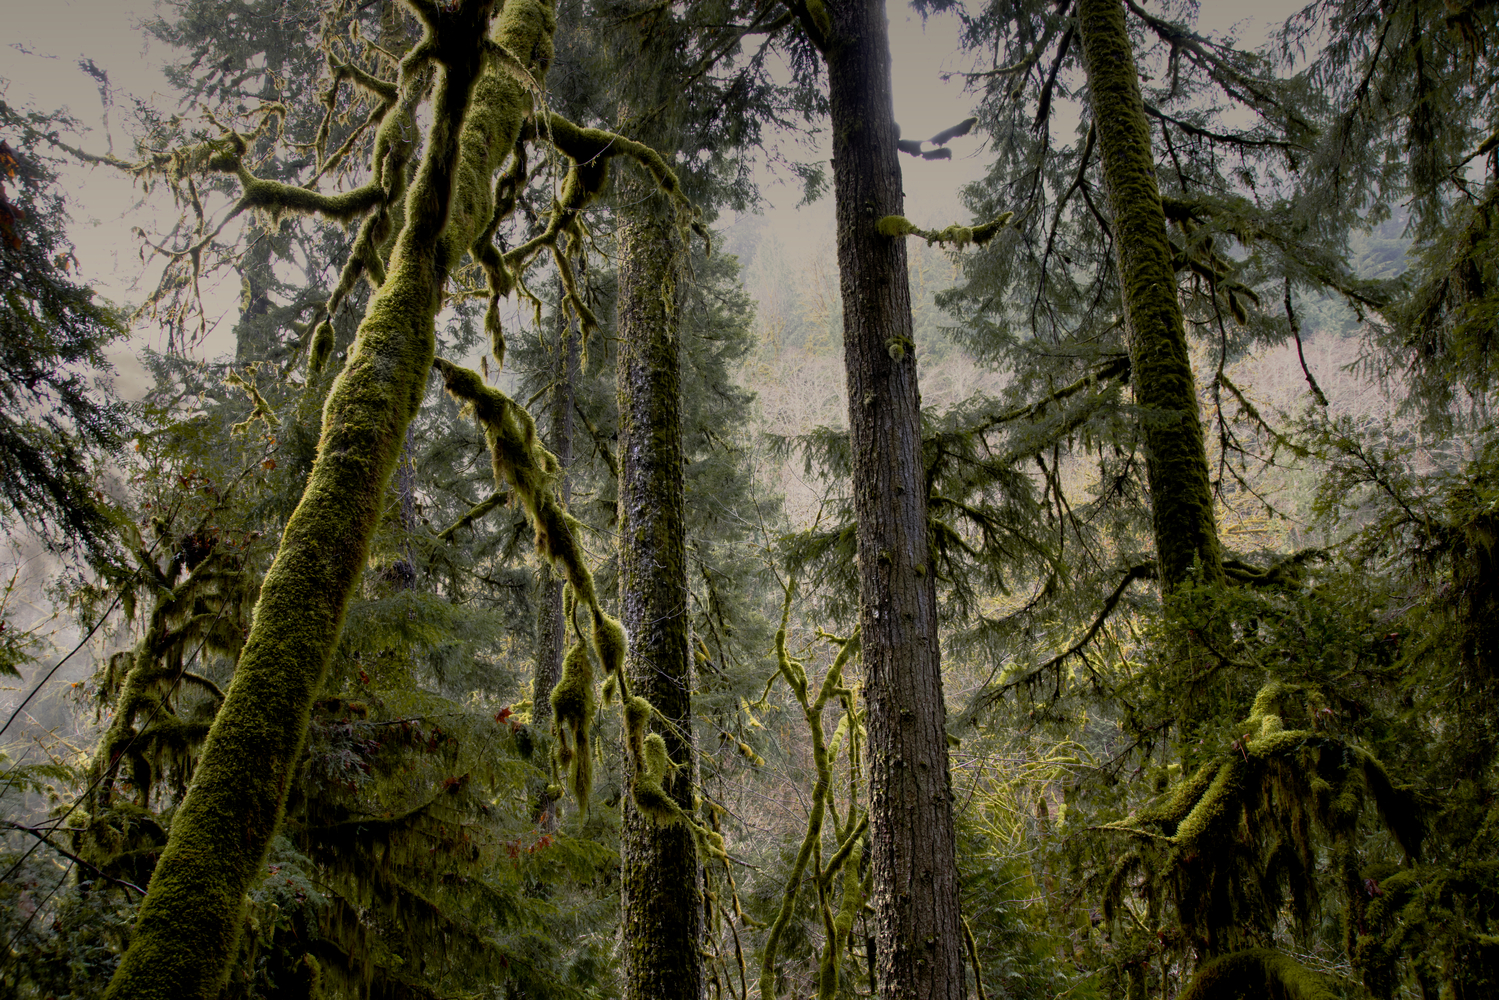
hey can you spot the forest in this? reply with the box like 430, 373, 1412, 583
0, 0, 1495, 997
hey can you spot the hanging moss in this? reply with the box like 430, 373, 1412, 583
1100, 683, 1423, 959
631, 732, 682, 825
549, 638, 595, 811
624, 695, 653, 766
308, 320, 335, 375
435, 357, 718, 837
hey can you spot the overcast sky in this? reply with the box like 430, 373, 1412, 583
4, 0, 1309, 360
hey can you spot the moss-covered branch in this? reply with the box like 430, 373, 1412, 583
432, 357, 727, 852
876, 212, 1014, 248
435, 489, 510, 542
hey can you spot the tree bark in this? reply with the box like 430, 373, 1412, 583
616, 202, 702, 1000
819, 0, 966, 996
611, 5, 702, 994
102, 3, 550, 996
1076, 0, 1223, 593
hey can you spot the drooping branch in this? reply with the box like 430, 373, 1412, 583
432, 358, 722, 855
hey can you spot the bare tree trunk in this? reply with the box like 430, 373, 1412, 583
820, 0, 966, 996
1076, 0, 1223, 593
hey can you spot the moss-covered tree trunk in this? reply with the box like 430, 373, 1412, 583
1453, 505, 1499, 779
819, 0, 967, 996
1076, 0, 1223, 592
615, 190, 702, 1000
103, 3, 553, 996
612, 6, 702, 994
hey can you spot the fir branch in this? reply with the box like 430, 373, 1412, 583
974, 562, 1155, 710
437, 490, 510, 542
0, 820, 145, 897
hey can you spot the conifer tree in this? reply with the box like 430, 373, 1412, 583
0, 101, 127, 568
779, 1, 968, 996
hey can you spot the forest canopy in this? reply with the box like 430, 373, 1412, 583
0, 0, 1495, 998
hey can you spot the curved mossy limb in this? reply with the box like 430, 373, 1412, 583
760, 581, 866, 1000
1179, 949, 1339, 1000
103, 3, 555, 997
1075, 0, 1223, 593
816, 826, 867, 1000
1103, 683, 1424, 958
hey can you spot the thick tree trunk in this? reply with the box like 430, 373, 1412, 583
103, 3, 550, 996
616, 204, 702, 1000
821, 1, 966, 997
534, 310, 577, 732
1076, 0, 1223, 593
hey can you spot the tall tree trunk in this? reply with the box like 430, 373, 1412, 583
534, 305, 577, 733
616, 202, 701, 1000
103, 3, 549, 996
1076, 0, 1223, 593
1453, 506, 1499, 779
613, 6, 702, 995
819, 0, 966, 996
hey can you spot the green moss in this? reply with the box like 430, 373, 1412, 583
803, 0, 833, 43
632, 732, 683, 824
308, 320, 335, 375
624, 695, 653, 765
876, 212, 1013, 246
592, 606, 627, 680
240, 178, 384, 223
876, 215, 920, 238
